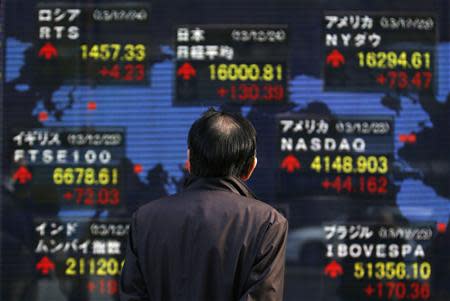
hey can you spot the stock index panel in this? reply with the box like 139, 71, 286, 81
1, 1, 450, 301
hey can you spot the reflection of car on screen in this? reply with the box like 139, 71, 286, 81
286, 226, 327, 266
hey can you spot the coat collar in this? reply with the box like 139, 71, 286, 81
183, 175, 256, 199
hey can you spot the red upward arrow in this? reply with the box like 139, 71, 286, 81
38, 43, 58, 60
13, 166, 32, 184
36, 256, 55, 275
326, 49, 345, 68
280, 154, 301, 173
324, 260, 343, 278
177, 62, 196, 80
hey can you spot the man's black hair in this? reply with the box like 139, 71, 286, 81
188, 108, 257, 177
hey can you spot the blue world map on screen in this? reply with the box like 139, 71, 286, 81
5, 37, 450, 224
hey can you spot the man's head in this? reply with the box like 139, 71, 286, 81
187, 108, 257, 180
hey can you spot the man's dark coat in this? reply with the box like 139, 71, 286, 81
120, 176, 288, 301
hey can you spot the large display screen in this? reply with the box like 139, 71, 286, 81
1, 1, 450, 300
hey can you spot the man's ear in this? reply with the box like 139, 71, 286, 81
240, 156, 257, 181
185, 149, 191, 173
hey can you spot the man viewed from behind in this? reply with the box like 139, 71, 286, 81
120, 108, 288, 301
